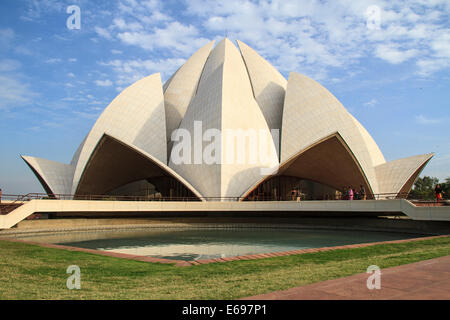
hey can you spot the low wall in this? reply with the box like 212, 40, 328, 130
1, 216, 448, 237
1, 199, 449, 230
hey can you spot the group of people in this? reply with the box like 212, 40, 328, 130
342, 185, 366, 200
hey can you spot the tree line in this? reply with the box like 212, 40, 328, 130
408, 176, 449, 200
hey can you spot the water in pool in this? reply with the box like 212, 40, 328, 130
13, 228, 425, 261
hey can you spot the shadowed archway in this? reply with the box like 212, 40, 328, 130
75, 134, 200, 200
242, 133, 373, 200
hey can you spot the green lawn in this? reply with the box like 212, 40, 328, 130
0, 236, 449, 300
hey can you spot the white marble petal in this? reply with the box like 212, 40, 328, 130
164, 40, 215, 149
22, 156, 75, 196
71, 73, 167, 194
169, 39, 279, 199
375, 153, 434, 198
237, 40, 286, 157
281, 72, 383, 194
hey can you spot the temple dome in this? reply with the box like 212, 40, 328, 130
22, 38, 433, 201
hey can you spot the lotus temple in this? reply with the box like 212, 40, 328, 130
22, 38, 433, 202
1, 39, 448, 292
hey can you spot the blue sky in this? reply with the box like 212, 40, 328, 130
0, 0, 449, 195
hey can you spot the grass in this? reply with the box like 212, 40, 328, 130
0, 236, 449, 300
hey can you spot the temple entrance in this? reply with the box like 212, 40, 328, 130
244, 175, 341, 201
107, 176, 198, 200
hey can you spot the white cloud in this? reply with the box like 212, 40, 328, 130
0, 59, 21, 72
45, 58, 62, 64
95, 27, 113, 40
415, 115, 442, 125
0, 28, 14, 47
0, 75, 37, 110
430, 31, 450, 59
92, 0, 450, 81
363, 99, 378, 107
20, 0, 66, 21
113, 18, 143, 31
0, 54, 37, 110
184, 0, 449, 77
416, 58, 450, 76
100, 57, 186, 87
72, 110, 101, 119
375, 44, 419, 64
95, 79, 113, 87
117, 21, 209, 53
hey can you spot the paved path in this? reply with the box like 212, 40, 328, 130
242, 255, 450, 300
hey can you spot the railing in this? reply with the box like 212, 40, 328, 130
0, 193, 36, 215
0, 192, 447, 217
0, 191, 433, 203
235, 192, 413, 201
409, 200, 449, 207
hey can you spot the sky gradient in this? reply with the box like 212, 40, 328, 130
0, 0, 449, 195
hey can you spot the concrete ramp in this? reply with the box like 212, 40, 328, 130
0, 199, 449, 229
400, 200, 450, 221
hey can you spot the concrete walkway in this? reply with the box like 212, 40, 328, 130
242, 255, 450, 300
2, 199, 450, 229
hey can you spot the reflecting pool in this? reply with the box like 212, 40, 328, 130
11, 227, 426, 261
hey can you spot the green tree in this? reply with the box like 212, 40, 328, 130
441, 177, 450, 200
408, 176, 439, 200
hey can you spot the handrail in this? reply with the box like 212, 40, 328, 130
0, 191, 432, 203
0, 195, 27, 215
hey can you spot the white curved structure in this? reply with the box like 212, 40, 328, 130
280, 72, 384, 195
22, 156, 75, 196
74, 133, 203, 198
164, 40, 215, 153
237, 40, 287, 153
375, 154, 434, 198
168, 39, 279, 198
22, 38, 433, 201
71, 73, 167, 195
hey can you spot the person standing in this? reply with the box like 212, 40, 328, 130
435, 184, 444, 203
291, 189, 297, 201
335, 190, 341, 200
359, 185, 366, 200
0, 188, 2, 204
348, 187, 354, 200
